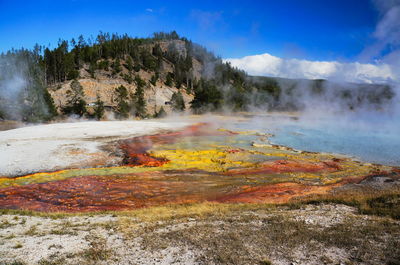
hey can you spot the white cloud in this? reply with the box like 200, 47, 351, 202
145, 8, 153, 13
225, 0, 400, 85
224, 53, 395, 84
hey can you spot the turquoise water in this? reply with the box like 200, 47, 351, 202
232, 114, 400, 166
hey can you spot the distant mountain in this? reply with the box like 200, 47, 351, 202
247, 76, 394, 111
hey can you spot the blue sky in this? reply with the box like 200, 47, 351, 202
0, 0, 380, 62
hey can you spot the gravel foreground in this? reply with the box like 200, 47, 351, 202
1, 203, 399, 265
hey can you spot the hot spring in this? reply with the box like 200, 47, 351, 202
232, 113, 400, 166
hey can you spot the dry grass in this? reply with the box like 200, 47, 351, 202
290, 185, 400, 219
12, 242, 23, 249
78, 234, 114, 264
119, 202, 273, 222
111, 186, 400, 264
37, 257, 66, 265
24, 225, 38, 236
0, 261, 26, 265
133, 208, 400, 265
0, 120, 22, 131
0, 219, 14, 229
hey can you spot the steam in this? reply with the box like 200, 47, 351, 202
0, 53, 50, 122
0, 56, 28, 120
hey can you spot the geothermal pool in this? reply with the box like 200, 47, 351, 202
232, 114, 400, 166
0, 115, 398, 212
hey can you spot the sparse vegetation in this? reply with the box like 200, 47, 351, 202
0, 260, 26, 265
122, 73, 133, 84
80, 234, 113, 262
5, 234, 16, 239
24, 225, 38, 236
13, 242, 23, 249
37, 257, 66, 265
0, 220, 13, 229
123, 202, 400, 265
49, 228, 76, 236
291, 186, 400, 220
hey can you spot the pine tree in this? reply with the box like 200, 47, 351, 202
43, 88, 58, 118
93, 94, 105, 120
65, 52, 78, 80
114, 85, 130, 118
150, 73, 159, 86
132, 75, 147, 118
112, 58, 122, 74
125, 56, 134, 71
154, 106, 167, 118
141, 50, 157, 71
171, 91, 185, 112
152, 43, 163, 57
88, 62, 96, 78
190, 79, 222, 113
62, 79, 87, 116
165, 73, 174, 87
133, 63, 141, 72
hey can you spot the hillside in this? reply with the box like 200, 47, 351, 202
48, 39, 197, 117
0, 31, 396, 121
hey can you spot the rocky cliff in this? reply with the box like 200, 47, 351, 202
48, 40, 202, 117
